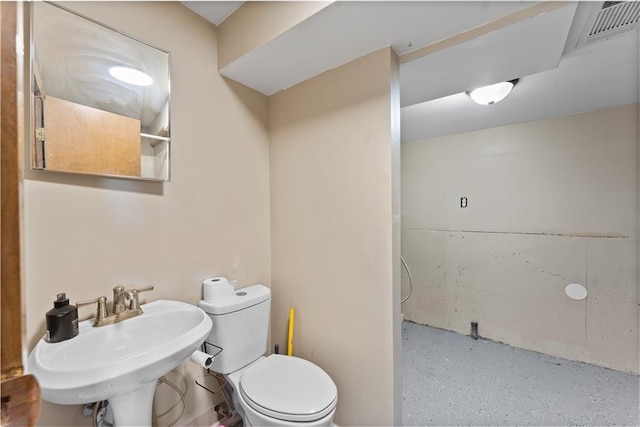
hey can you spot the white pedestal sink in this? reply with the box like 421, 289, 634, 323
27, 300, 213, 426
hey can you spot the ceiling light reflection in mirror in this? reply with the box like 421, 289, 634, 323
109, 66, 154, 87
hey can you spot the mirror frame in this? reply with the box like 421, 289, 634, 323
29, 1, 172, 182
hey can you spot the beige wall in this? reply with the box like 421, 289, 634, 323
269, 47, 401, 426
23, 2, 270, 425
401, 104, 639, 373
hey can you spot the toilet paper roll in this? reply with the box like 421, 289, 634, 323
190, 350, 214, 369
203, 276, 228, 286
203, 277, 235, 302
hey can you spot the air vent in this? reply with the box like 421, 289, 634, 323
602, 1, 623, 9
588, 1, 639, 39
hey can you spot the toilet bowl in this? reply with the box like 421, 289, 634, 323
198, 284, 337, 426
227, 355, 337, 426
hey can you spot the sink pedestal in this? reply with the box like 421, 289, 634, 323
109, 381, 156, 426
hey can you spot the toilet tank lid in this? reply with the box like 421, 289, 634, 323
199, 284, 270, 315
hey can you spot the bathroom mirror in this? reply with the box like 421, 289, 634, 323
30, 2, 171, 181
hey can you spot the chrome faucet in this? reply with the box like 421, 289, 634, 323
77, 285, 154, 327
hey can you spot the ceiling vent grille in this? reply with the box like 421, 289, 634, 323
588, 1, 639, 39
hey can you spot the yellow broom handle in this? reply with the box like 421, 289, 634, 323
287, 307, 295, 356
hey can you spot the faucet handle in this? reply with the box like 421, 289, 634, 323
76, 296, 109, 323
127, 285, 154, 311
132, 285, 154, 294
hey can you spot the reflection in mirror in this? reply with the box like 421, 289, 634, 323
31, 2, 171, 181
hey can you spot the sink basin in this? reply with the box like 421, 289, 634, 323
27, 300, 212, 425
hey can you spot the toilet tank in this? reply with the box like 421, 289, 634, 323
198, 284, 271, 374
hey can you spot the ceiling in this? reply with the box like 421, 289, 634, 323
183, 1, 639, 142
182, 1, 243, 26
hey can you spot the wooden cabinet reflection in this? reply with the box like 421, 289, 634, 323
37, 96, 142, 177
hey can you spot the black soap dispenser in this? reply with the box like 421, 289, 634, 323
46, 293, 79, 343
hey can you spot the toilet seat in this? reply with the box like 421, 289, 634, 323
239, 355, 337, 423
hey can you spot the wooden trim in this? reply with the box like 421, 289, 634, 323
1, 3, 41, 425
1, 0, 24, 380
1, 375, 41, 426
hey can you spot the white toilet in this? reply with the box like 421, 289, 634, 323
198, 284, 337, 427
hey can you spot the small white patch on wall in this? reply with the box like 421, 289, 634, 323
565, 283, 588, 301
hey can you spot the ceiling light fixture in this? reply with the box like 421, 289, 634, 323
109, 66, 153, 86
467, 79, 519, 105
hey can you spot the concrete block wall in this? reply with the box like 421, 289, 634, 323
401, 104, 639, 373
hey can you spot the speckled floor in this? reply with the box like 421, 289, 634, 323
402, 321, 640, 426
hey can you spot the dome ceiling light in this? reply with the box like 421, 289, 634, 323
467, 79, 519, 105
